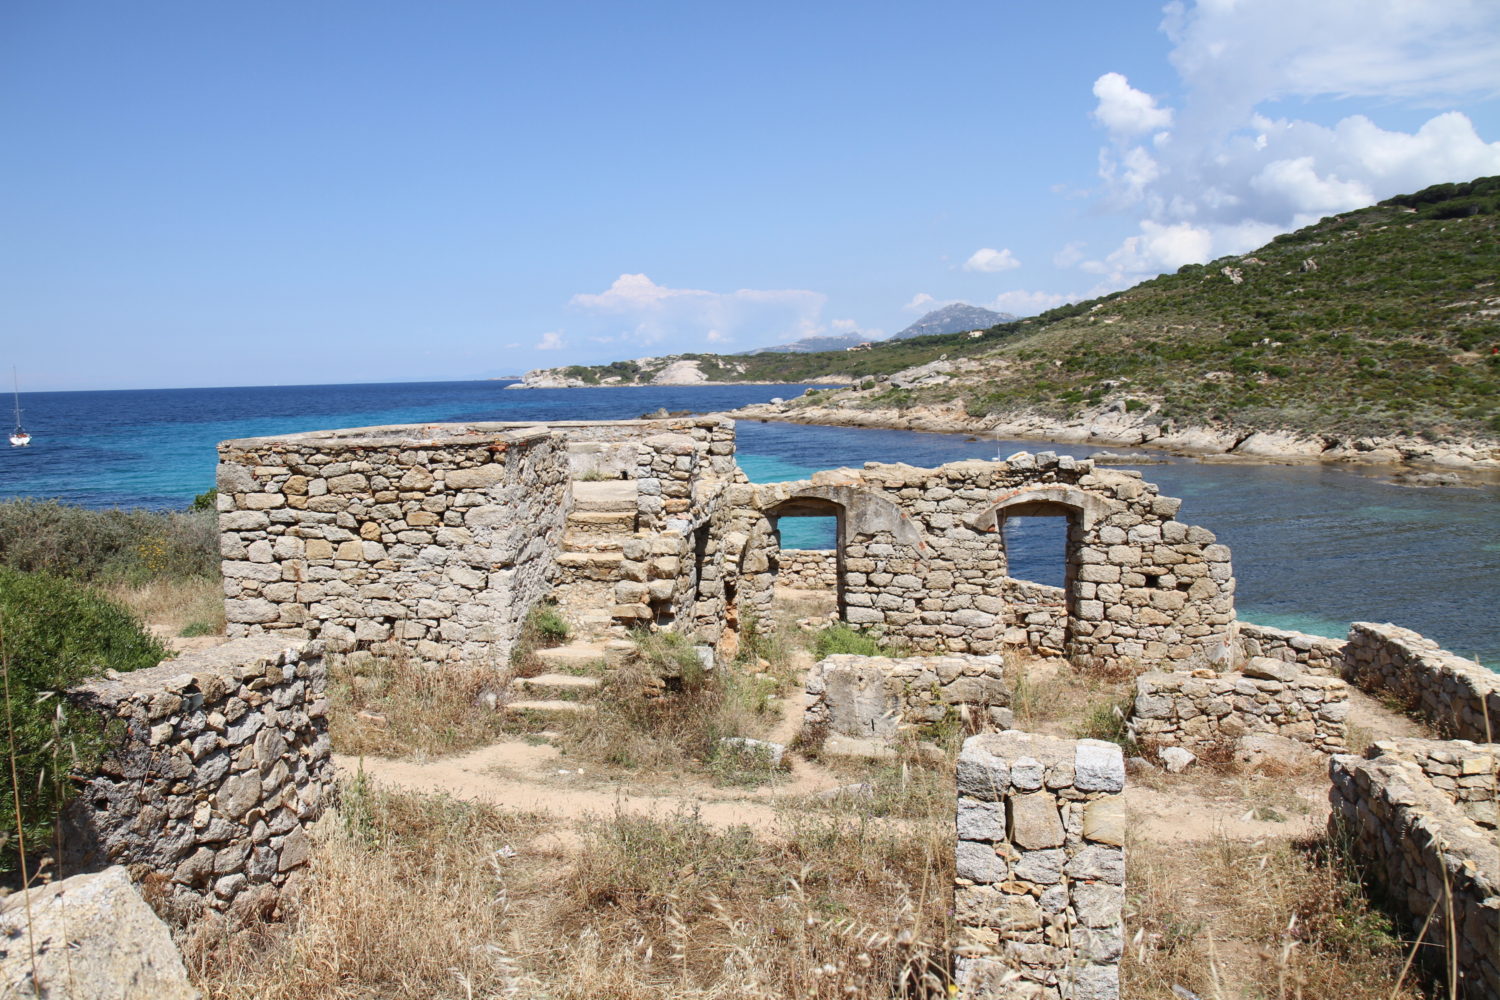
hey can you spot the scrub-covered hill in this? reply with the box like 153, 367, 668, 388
518, 177, 1500, 456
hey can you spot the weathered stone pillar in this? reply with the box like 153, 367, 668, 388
955, 731, 1126, 1000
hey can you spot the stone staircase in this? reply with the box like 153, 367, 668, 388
502, 637, 637, 718
552, 480, 639, 639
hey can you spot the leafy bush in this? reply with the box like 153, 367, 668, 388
0, 568, 167, 877
0, 500, 218, 585
811, 623, 904, 658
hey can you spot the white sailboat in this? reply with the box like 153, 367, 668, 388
10, 369, 30, 447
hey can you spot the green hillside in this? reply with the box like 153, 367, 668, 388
545, 177, 1500, 438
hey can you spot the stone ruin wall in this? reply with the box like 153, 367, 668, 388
1236, 621, 1345, 676
954, 732, 1126, 1000
1132, 664, 1350, 755
64, 637, 334, 921
1002, 578, 1069, 655
1330, 740, 1500, 1000
729, 451, 1236, 668
776, 548, 838, 589
218, 423, 572, 665
1343, 622, 1500, 742
803, 653, 1013, 741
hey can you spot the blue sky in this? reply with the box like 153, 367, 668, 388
4, 1, 1499, 390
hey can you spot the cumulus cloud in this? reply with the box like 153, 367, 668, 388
990, 289, 1083, 316
568, 273, 828, 352
1091, 72, 1173, 135
535, 331, 565, 350
903, 292, 938, 311
1053, 242, 1087, 268
962, 247, 1021, 273
1075, 0, 1500, 288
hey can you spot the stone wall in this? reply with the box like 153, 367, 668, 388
1236, 622, 1345, 677
65, 637, 334, 921
1330, 744, 1500, 1000
1131, 661, 1349, 755
803, 653, 1013, 741
732, 451, 1237, 668
218, 423, 572, 665
954, 731, 1125, 1000
777, 548, 838, 589
1366, 738, 1499, 830
1343, 622, 1500, 741
1001, 579, 1069, 655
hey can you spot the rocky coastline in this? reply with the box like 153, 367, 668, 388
723, 398, 1500, 480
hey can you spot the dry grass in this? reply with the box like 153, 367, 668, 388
328, 651, 515, 759
1124, 829, 1430, 1000
558, 632, 783, 780
190, 782, 954, 1000
104, 574, 225, 637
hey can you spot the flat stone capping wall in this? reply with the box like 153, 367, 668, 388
778, 549, 837, 589
1131, 661, 1349, 754
955, 732, 1126, 1000
217, 422, 571, 665
1330, 745, 1500, 1000
65, 637, 334, 922
1236, 621, 1345, 677
1367, 738, 1499, 830
804, 654, 1013, 741
1343, 622, 1500, 741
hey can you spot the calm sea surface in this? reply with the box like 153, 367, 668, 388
2, 380, 1495, 663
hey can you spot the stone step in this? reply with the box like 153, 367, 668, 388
534, 639, 636, 671
562, 529, 628, 553
509, 672, 602, 699
571, 480, 638, 513
556, 551, 623, 581
566, 510, 637, 533
505, 699, 595, 717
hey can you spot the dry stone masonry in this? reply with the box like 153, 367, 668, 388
1343, 622, 1500, 741
954, 732, 1126, 1000
1236, 621, 1345, 676
1132, 659, 1350, 755
1330, 740, 1500, 1000
776, 548, 838, 589
803, 653, 1013, 742
65, 637, 334, 921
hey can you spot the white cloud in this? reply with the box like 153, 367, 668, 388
963, 247, 1021, 273
990, 289, 1083, 316
904, 292, 938, 311
1053, 242, 1087, 268
1078, 1, 1500, 285
1091, 72, 1173, 135
568, 273, 828, 351
535, 331, 565, 350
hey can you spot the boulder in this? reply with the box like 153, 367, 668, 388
1160, 746, 1196, 773
1234, 732, 1321, 773
0, 866, 197, 999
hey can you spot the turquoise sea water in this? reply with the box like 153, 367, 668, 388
1, 379, 1495, 663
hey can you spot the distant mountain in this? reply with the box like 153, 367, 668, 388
736, 333, 875, 355
892, 303, 1015, 340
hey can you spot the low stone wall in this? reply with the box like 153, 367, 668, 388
1330, 745, 1500, 1000
954, 731, 1125, 1000
1343, 622, 1500, 741
1001, 578, 1068, 654
778, 548, 837, 589
1132, 661, 1349, 754
804, 654, 1013, 740
65, 637, 335, 922
1366, 738, 1499, 830
1236, 621, 1345, 676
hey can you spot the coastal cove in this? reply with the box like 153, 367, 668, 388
0, 379, 1494, 663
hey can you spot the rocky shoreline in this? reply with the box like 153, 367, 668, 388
722, 399, 1500, 481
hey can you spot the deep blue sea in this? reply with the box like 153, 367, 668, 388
2, 379, 1495, 663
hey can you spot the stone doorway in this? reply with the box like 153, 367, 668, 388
766, 498, 846, 624
999, 507, 1079, 657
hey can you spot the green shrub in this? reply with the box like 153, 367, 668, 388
189, 488, 217, 512
0, 500, 218, 585
811, 623, 904, 658
0, 568, 167, 877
